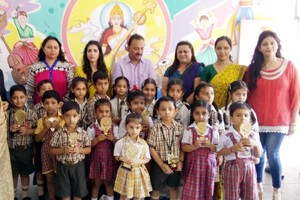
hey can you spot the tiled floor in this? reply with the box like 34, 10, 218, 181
17, 134, 300, 200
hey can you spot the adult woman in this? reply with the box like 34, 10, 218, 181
245, 30, 300, 200
162, 41, 204, 104
201, 36, 246, 108
74, 40, 107, 99
26, 36, 74, 107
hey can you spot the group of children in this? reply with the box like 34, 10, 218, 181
7, 71, 262, 200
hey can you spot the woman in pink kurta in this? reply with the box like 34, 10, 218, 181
26, 36, 73, 107
245, 30, 300, 200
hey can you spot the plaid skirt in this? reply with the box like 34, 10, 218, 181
183, 152, 216, 200
223, 159, 258, 200
114, 165, 152, 198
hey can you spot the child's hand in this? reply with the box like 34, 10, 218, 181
19, 126, 27, 135
231, 142, 244, 152
175, 161, 183, 171
160, 163, 173, 174
98, 134, 106, 142
2, 101, 9, 111
64, 146, 77, 154
122, 157, 133, 165
43, 118, 51, 130
241, 138, 255, 147
106, 133, 114, 142
51, 120, 61, 130
141, 120, 149, 132
10, 124, 19, 132
193, 139, 202, 149
217, 155, 223, 166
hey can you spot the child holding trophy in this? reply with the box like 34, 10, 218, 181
217, 102, 262, 200
181, 100, 219, 200
7, 85, 38, 200
87, 99, 118, 200
49, 101, 91, 200
113, 112, 152, 199
147, 96, 184, 200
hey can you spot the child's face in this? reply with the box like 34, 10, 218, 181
95, 105, 111, 122
192, 106, 209, 123
114, 79, 128, 98
230, 108, 250, 129
128, 96, 145, 113
196, 87, 214, 104
94, 79, 109, 96
126, 121, 142, 138
63, 109, 80, 129
11, 91, 27, 109
38, 83, 53, 97
142, 83, 156, 102
156, 101, 176, 122
231, 89, 247, 103
43, 98, 60, 116
71, 82, 87, 100
168, 84, 184, 102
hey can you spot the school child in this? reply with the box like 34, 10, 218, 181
70, 77, 91, 129
110, 76, 130, 125
217, 102, 262, 200
114, 112, 152, 199
34, 90, 65, 200
147, 96, 184, 200
118, 90, 153, 139
49, 101, 91, 200
31, 79, 54, 199
181, 100, 219, 200
221, 80, 259, 132
166, 79, 190, 129
194, 82, 224, 199
87, 99, 118, 200
142, 78, 157, 117
7, 85, 38, 200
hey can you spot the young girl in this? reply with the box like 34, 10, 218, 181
118, 90, 153, 139
111, 76, 130, 125
70, 77, 91, 129
142, 78, 157, 118
221, 80, 259, 132
114, 112, 152, 200
194, 82, 224, 199
87, 99, 118, 200
147, 96, 184, 200
217, 102, 262, 200
166, 79, 190, 129
181, 100, 219, 200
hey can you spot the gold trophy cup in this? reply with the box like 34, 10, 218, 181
100, 117, 112, 136
197, 122, 207, 143
167, 153, 179, 169
48, 117, 56, 132
69, 132, 78, 148
141, 109, 151, 121
14, 110, 26, 128
240, 122, 252, 147
122, 143, 139, 169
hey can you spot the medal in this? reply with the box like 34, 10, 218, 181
100, 117, 112, 136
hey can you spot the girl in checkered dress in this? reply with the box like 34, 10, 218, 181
87, 99, 118, 200
114, 112, 152, 199
181, 100, 219, 200
217, 102, 262, 200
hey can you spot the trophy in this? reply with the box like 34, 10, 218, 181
240, 122, 252, 147
14, 110, 26, 127
167, 153, 179, 169
48, 117, 56, 132
197, 122, 207, 143
100, 117, 112, 136
122, 143, 139, 169
69, 132, 78, 148
141, 109, 151, 121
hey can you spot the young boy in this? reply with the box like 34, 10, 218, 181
34, 90, 64, 200
32, 79, 54, 199
7, 85, 38, 200
49, 101, 91, 200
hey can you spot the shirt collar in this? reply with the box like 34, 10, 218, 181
125, 133, 143, 144
125, 54, 144, 64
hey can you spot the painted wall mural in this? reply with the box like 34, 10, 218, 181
0, 0, 281, 91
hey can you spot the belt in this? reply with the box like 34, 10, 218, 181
12, 144, 32, 150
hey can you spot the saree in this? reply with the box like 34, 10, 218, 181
210, 64, 246, 108
0, 99, 14, 199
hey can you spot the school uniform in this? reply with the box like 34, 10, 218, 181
7, 106, 37, 175
145, 99, 156, 117
181, 122, 219, 200
73, 98, 91, 130
147, 120, 183, 190
175, 100, 190, 130
35, 114, 65, 174
113, 135, 152, 198
111, 97, 128, 120
87, 121, 118, 180
217, 126, 262, 200
49, 126, 91, 198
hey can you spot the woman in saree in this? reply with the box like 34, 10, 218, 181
201, 36, 246, 108
162, 41, 205, 104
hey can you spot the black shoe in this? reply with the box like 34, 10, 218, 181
38, 194, 46, 200
14, 198, 18, 200
265, 167, 271, 174
22, 197, 32, 200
